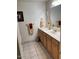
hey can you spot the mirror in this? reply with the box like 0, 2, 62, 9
46, 0, 61, 28
50, 4, 61, 27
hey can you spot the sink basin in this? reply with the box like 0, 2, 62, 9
55, 32, 60, 37
49, 30, 55, 33
49, 29, 60, 37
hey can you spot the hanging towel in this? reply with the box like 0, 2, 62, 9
28, 23, 33, 35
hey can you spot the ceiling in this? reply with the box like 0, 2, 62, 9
17, 0, 49, 2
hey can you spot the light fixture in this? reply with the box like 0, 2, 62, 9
52, 0, 61, 7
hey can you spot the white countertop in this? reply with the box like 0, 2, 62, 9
38, 27, 60, 42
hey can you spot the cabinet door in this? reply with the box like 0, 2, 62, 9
52, 39, 59, 59
47, 36, 52, 55
40, 34, 42, 42
38, 29, 40, 38
40, 31, 44, 45
43, 33, 47, 48
39, 31, 42, 42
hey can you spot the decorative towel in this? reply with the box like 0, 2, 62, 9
28, 23, 33, 35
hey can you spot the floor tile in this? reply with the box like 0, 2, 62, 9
22, 41, 53, 59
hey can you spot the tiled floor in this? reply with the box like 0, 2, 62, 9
22, 41, 53, 59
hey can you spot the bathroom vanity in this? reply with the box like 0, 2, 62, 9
38, 28, 60, 59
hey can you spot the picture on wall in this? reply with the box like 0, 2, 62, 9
17, 11, 24, 22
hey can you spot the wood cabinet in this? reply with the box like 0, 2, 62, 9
51, 38, 59, 59
38, 29, 60, 59
47, 35, 52, 55
43, 33, 47, 48
38, 29, 44, 45
40, 31, 44, 44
